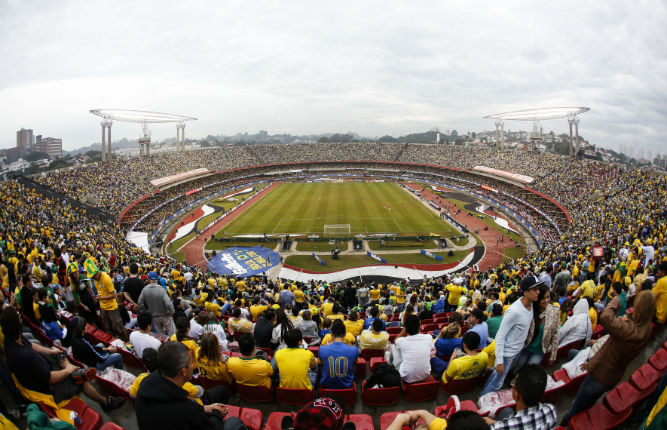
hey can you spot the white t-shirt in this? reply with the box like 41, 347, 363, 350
189, 320, 205, 341
395, 333, 432, 383
129, 330, 162, 360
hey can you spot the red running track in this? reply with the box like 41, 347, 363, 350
183, 183, 280, 269
404, 182, 518, 271
166, 205, 206, 243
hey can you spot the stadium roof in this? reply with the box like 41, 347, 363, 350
89, 109, 197, 123
484, 107, 589, 121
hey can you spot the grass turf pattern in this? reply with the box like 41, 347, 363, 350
214, 182, 459, 237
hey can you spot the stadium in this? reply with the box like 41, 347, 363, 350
3, 140, 667, 430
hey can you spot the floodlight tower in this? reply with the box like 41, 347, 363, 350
484, 107, 590, 156
90, 109, 197, 159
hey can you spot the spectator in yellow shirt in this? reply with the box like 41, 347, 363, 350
344, 310, 364, 338
654, 262, 667, 324
274, 329, 318, 390
227, 333, 273, 389
439, 331, 488, 383
195, 333, 233, 383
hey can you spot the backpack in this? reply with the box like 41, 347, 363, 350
367, 362, 401, 388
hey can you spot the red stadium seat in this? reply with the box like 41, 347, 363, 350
388, 334, 399, 343
649, 347, 667, 371
435, 399, 488, 417
95, 375, 131, 401
237, 383, 272, 402
193, 375, 236, 395
568, 402, 632, 430
441, 375, 482, 395
223, 405, 263, 430
320, 384, 357, 407
591, 324, 606, 340
369, 357, 386, 373
556, 339, 585, 361
117, 348, 147, 370
355, 357, 367, 380
386, 326, 402, 335
604, 381, 653, 414
629, 363, 662, 391
540, 380, 566, 404
345, 414, 375, 430
553, 368, 587, 396
401, 375, 440, 402
275, 387, 315, 406
308, 346, 319, 357
361, 348, 386, 360
39, 397, 103, 430
263, 412, 294, 430
421, 323, 439, 332
361, 380, 400, 406
421, 318, 434, 325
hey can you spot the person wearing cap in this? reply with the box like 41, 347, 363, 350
138, 271, 175, 336
480, 274, 541, 396
291, 397, 345, 430
85, 259, 124, 339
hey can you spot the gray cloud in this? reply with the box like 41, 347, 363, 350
0, 0, 665, 155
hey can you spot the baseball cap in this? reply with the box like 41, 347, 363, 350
294, 397, 344, 430
147, 271, 159, 280
519, 274, 544, 293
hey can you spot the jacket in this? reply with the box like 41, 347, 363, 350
558, 299, 592, 348
71, 335, 109, 367
138, 283, 174, 317
585, 296, 653, 387
525, 303, 560, 362
135, 371, 213, 430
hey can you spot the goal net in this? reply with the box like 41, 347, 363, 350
324, 224, 351, 235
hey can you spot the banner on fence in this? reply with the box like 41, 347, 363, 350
366, 251, 387, 263
420, 249, 443, 261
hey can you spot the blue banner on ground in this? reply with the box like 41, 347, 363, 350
206, 246, 281, 277
312, 253, 327, 266
367, 251, 387, 264
420, 249, 443, 261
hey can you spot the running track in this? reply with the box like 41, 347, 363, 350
183, 183, 280, 269
404, 182, 518, 271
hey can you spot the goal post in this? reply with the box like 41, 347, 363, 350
323, 224, 351, 235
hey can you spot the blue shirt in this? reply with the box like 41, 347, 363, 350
319, 341, 359, 389
469, 322, 489, 349
433, 299, 446, 314
363, 317, 386, 331
434, 337, 462, 359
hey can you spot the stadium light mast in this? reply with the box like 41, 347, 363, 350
484, 107, 589, 156
90, 109, 197, 159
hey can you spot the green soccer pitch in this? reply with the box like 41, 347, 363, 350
213, 182, 459, 237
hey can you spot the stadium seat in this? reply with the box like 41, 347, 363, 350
117, 348, 147, 370
556, 339, 585, 361
320, 384, 357, 407
193, 375, 236, 395
223, 405, 263, 430
401, 375, 440, 402
434, 399, 488, 417
263, 412, 294, 430
441, 375, 482, 395
648, 347, 667, 371
361, 380, 400, 406
39, 397, 103, 430
345, 414, 375, 430
591, 324, 605, 339
361, 348, 386, 361
95, 375, 131, 401
421, 323, 439, 332
308, 346, 319, 357
237, 383, 272, 403
629, 363, 662, 391
355, 357, 367, 379
386, 326, 402, 335
388, 334, 399, 343
540, 380, 566, 404
553, 368, 587, 396
369, 356, 386, 373
568, 402, 632, 430
380, 412, 421, 430
275, 387, 315, 406
603, 381, 653, 414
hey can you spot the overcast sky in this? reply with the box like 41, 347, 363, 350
1, 0, 665, 156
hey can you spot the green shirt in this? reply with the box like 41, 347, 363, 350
487, 315, 503, 339
526, 323, 545, 354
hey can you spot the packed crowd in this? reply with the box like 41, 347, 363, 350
2, 144, 667, 429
